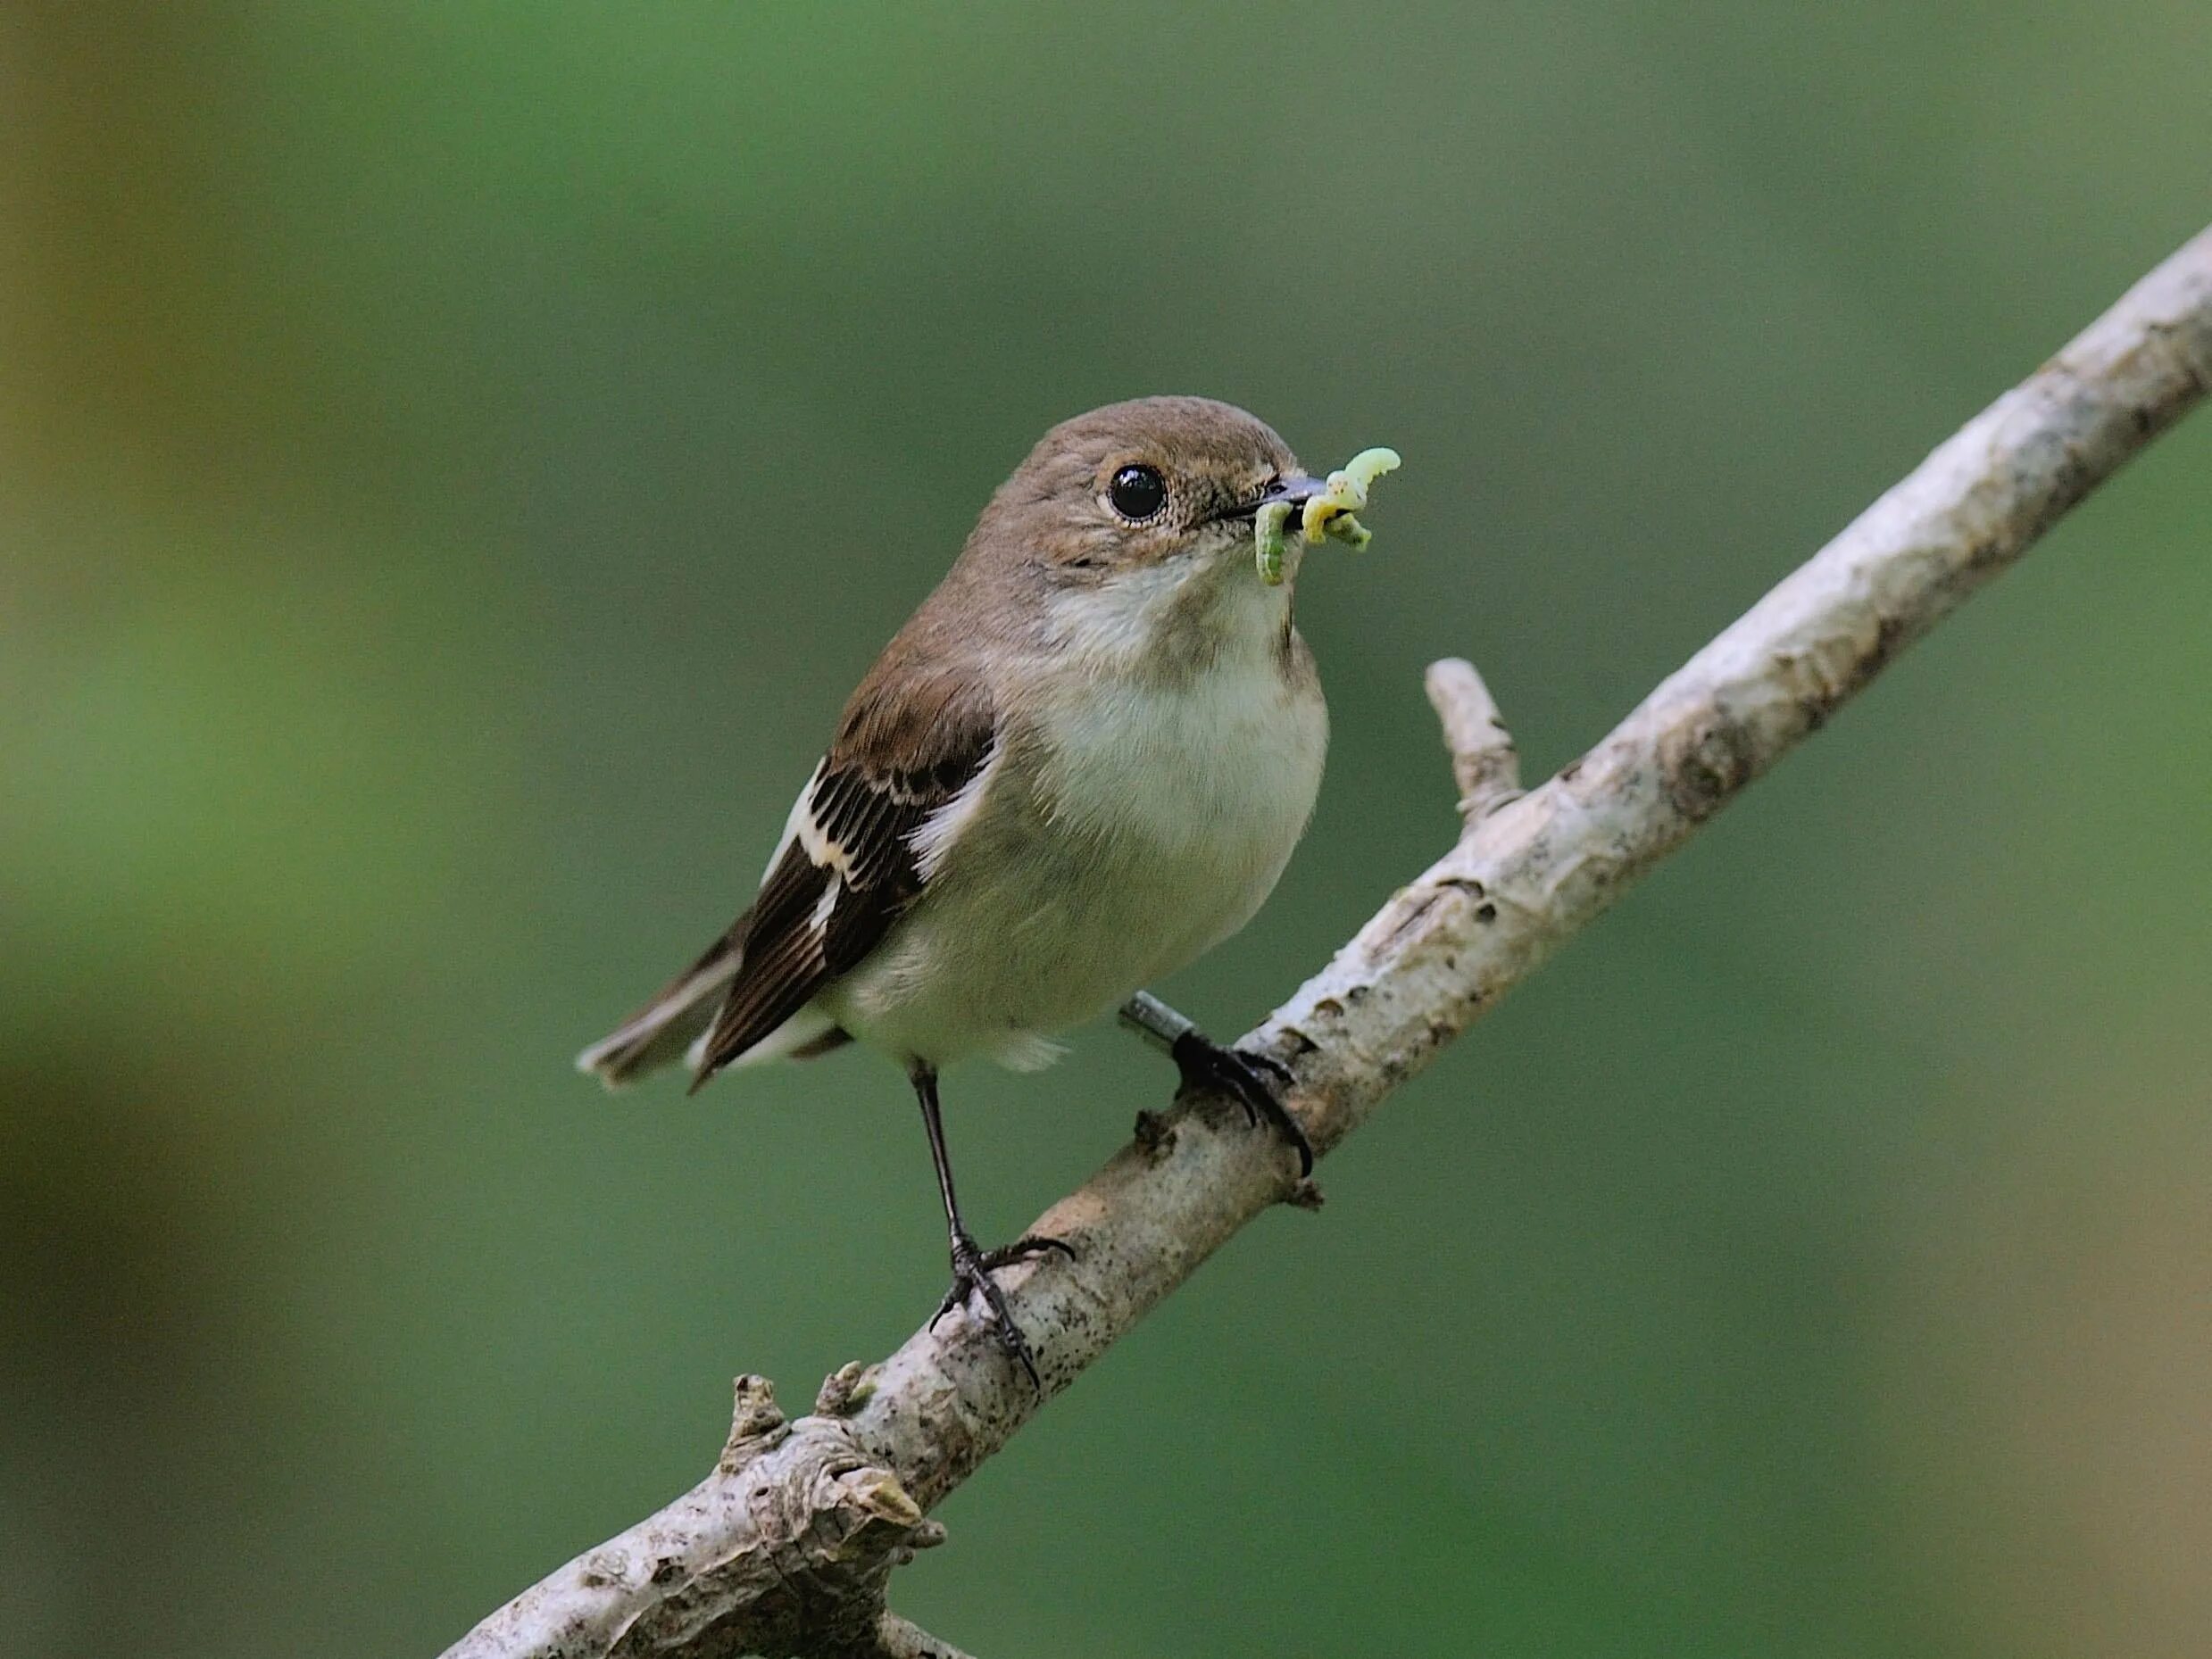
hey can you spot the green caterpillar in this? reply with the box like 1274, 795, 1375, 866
1253, 501, 1294, 585
1255, 446, 1401, 585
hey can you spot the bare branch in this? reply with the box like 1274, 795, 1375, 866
441, 224, 2212, 1659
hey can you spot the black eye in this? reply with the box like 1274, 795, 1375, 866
1107, 463, 1168, 522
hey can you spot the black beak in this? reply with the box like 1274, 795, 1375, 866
1213, 474, 1325, 524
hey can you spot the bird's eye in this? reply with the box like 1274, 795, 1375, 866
1107, 463, 1168, 522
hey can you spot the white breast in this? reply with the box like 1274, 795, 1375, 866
1034, 636, 1324, 874
823, 555, 1327, 1070
1035, 552, 1326, 889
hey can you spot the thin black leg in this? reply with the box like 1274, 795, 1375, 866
911, 1066, 1070, 1388
914, 1065, 964, 1235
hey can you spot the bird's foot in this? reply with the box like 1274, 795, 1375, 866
1168, 1032, 1315, 1179
931, 1231, 1074, 1388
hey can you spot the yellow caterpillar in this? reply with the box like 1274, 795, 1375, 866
1256, 446, 1401, 585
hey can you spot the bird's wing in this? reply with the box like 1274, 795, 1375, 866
690, 666, 999, 1083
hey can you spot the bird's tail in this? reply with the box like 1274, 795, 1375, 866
576, 927, 744, 1088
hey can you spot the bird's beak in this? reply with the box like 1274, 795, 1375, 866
1213, 474, 1325, 523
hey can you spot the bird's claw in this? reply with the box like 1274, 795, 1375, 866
1168, 1033, 1315, 1178
929, 1232, 1073, 1389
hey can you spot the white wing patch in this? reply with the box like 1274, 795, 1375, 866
780, 761, 852, 879
809, 875, 842, 932
907, 736, 1000, 883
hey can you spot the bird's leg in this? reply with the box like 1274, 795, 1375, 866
911, 1066, 1071, 1388
1117, 992, 1315, 1178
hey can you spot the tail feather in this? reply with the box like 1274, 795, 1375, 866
577, 927, 744, 1088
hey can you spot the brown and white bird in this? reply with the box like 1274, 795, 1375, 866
580, 396, 1336, 1380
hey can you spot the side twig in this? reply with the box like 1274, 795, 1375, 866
1426, 656, 1522, 824
443, 224, 2212, 1659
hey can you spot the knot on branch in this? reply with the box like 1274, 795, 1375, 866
816, 1362, 882, 1417
1659, 702, 1758, 822
720, 1418, 947, 1655
554, 1374, 948, 1658
720, 1373, 789, 1468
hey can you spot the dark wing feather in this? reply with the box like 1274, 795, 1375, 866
576, 919, 747, 1087
689, 666, 996, 1084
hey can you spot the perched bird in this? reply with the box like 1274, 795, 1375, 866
580, 396, 1336, 1381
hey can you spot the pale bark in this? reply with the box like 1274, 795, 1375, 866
442, 225, 2212, 1659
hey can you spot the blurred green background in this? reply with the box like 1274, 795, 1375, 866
6, 4, 2209, 1655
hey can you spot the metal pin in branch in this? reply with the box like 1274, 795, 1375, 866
1254, 446, 1401, 585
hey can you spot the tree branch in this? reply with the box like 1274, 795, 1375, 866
442, 224, 2212, 1659
1426, 656, 1522, 824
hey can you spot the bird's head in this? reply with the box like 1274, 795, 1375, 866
970, 396, 1327, 605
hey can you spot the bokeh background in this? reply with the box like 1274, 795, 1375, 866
6, 4, 2210, 1655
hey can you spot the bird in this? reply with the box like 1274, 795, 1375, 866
579, 395, 1337, 1382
